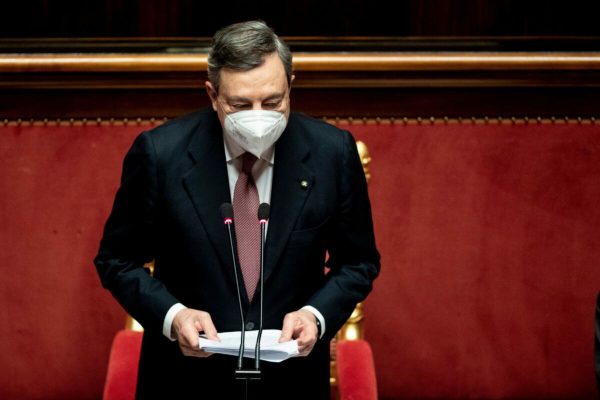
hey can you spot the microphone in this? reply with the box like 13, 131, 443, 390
258, 203, 270, 222
220, 203, 261, 388
254, 203, 270, 370
219, 203, 247, 375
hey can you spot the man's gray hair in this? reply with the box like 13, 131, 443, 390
207, 20, 293, 92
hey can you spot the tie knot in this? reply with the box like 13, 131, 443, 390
241, 152, 257, 175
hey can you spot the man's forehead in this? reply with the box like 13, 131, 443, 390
218, 53, 287, 95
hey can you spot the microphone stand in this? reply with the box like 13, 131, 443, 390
220, 203, 259, 400
255, 203, 269, 369
221, 206, 246, 374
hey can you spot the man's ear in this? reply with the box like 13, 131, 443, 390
205, 81, 218, 112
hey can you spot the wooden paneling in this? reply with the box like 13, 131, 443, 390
2, 52, 600, 87
1, 51, 600, 119
3, 88, 600, 120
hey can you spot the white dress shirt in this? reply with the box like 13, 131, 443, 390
162, 134, 325, 340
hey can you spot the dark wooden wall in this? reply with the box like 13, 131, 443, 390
2, 50, 600, 119
2, 0, 600, 38
1, 1, 600, 119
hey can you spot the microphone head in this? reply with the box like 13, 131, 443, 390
258, 203, 270, 221
220, 203, 234, 223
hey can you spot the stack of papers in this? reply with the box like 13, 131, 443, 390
199, 329, 299, 363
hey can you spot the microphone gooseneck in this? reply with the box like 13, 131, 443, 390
220, 203, 261, 392
219, 202, 246, 372
254, 203, 270, 369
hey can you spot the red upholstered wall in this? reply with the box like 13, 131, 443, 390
343, 120, 600, 399
0, 121, 151, 399
1, 118, 599, 399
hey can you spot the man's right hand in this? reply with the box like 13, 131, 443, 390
172, 308, 219, 357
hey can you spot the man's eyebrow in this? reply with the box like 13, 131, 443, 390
263, 94, 285, 101
226, 96, 252, 103
225, 93, 286, 103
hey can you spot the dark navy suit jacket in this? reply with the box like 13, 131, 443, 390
95, 109, 380, 399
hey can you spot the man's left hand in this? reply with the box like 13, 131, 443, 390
279, 309, 319, 357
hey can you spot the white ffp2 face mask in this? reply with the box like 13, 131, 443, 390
223, 110, 287, 158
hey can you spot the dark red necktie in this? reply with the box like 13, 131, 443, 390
233, 152, 260, 301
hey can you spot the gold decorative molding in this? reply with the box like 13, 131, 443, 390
2, 52, 600, 72
2, 116, 598, 127
325, 116, 600, 125
293, 52, 600, 71
356, 141, 372, 184
0, 54, 204, 72
1, 52, 600, 89
0, 117, 168, 127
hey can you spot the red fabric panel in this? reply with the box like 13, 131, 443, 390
1, 120, 599, 399
342, 121, 600, 399
103, 330, 143, 400
0, 122, 152, 399
336, 340, 378, 400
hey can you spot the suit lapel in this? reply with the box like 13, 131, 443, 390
181, 115, 237, 290
265, 117, 315, 283
181, 113, 315, 300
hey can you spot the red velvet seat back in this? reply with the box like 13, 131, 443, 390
103, 330, 143, 400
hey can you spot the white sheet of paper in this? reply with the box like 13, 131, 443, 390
199, 329, 299, 363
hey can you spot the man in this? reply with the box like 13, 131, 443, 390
95, 20, 379, 399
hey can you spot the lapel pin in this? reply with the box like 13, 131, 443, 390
300, 180, 309, 189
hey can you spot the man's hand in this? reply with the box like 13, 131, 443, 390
172, 308, 219, 357
279, 309, 319, 357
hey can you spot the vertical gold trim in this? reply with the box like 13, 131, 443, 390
330, 141, 372, 390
